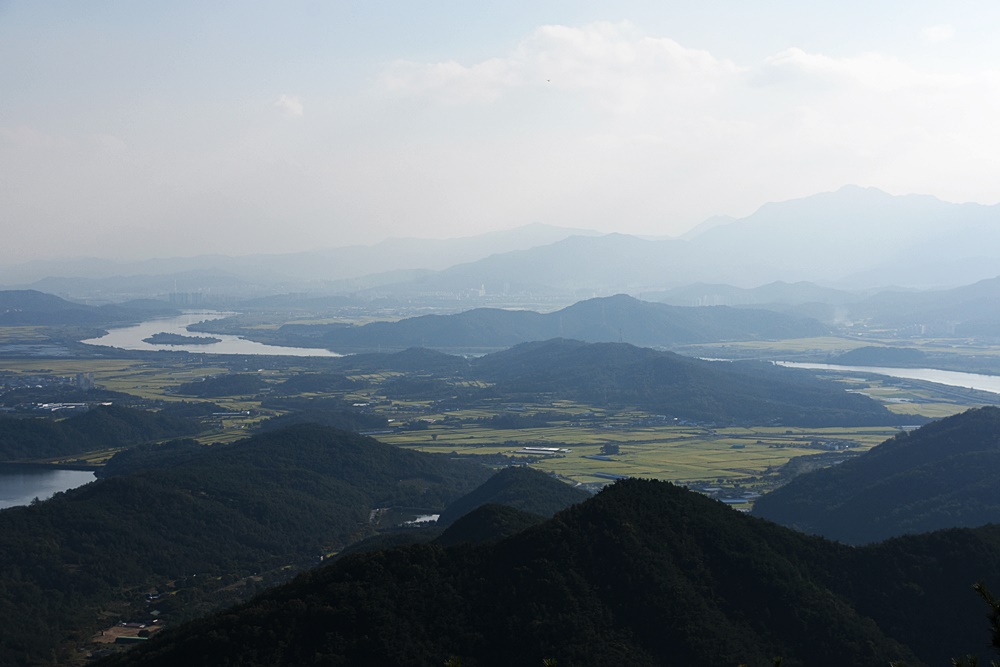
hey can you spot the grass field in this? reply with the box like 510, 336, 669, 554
389, 420, 900, 490
2, 344, 994, 492
0, 326, 52, 342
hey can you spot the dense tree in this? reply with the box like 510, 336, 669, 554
99, 479, 1000, 667
754, 406, 1000, 543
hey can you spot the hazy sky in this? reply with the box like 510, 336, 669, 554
4, 1, 1000, 262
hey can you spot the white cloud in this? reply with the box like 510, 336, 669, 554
921, 24, 956, 44
365, 22, 1000, 235
274, 94, 304, 118
378, 21, 739, 113
8, 18, 1000, 262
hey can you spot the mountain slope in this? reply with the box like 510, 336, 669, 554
753, 406, 1000, 544
472, 339, 905, 427
372, 187, 1000, 295
99, 478, 1000, 667
274, 294, 828, 352
0, 404, 201, 461
437, 466, 590, 525
0, 424, 490, 665
0, 289, 178, 326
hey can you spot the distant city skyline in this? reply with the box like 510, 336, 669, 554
3, 1, 1000, 262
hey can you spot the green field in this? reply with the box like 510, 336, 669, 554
1, 345, 995, 494
387, 420, 899, 489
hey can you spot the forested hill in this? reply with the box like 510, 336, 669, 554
0, 404, 201, 461
753, 406, 1000, 544
0, 289, 177, 326
437, 466, 590, 525
267, 294, 828, 352
0, 424, 490, 666
472, 339, 908, 426
98, 479, 1000, 667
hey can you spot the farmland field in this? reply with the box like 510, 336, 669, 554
2, 344, 996, 498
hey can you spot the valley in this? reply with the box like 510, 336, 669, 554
1, 318, 992, 499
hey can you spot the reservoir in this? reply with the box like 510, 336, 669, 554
81, 312, 342, 357
777, 362, 1000, 396
0, 466, 95, 510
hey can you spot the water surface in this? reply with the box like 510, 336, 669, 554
82, 312, 342, 357
0, 467, 95, 510
777, 362, 1000, 396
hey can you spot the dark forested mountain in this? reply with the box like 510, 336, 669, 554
753, 406, 1000, 544
0, 404, 201, 461
435, 503, 549, 547
98, 479, 1000, 667
470, 339, 906, 426
269, 294, 827, 353
437, 466, 590, 525
0, 425, 490, 665
0, 289, 177, 326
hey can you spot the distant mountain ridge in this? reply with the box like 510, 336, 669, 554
470, 338, 904, 427
668, 275, 1000, 334
0, 289, 178, 326
369, 186, 1000, 295
0, 223, 599, 286
265, 294, 828, 352
8, 188, 1000, 302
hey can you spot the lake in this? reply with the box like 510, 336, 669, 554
777, 361, 1000, 396
0, 466, 95, 510
81, 312, 342, 357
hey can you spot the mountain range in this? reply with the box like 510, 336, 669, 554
258, 294, 829, 352
369, 185, 1000, 296
0, 223, 598, 288
0, 290, 178, 326
6, 186, 1000, 303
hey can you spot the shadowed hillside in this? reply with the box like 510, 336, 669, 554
437, 466, 590, 525
472, 339, 909, 427
263, 294, 827, 352
753, 406, 1000, 544
0, 424, 490, 665
97, 478, 1000, 667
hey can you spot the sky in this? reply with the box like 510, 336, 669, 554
3, 1, 1000, 262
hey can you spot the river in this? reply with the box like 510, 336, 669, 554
0, 466, 95, 510
777, 361, 1000, 396
81, 311, 342, 357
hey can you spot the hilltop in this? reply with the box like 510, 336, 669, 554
97, 478, 1000, 666
437, 465, 590, 525
0, 404, 201, 461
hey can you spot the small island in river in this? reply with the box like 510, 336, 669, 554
143, 332, 222, 346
